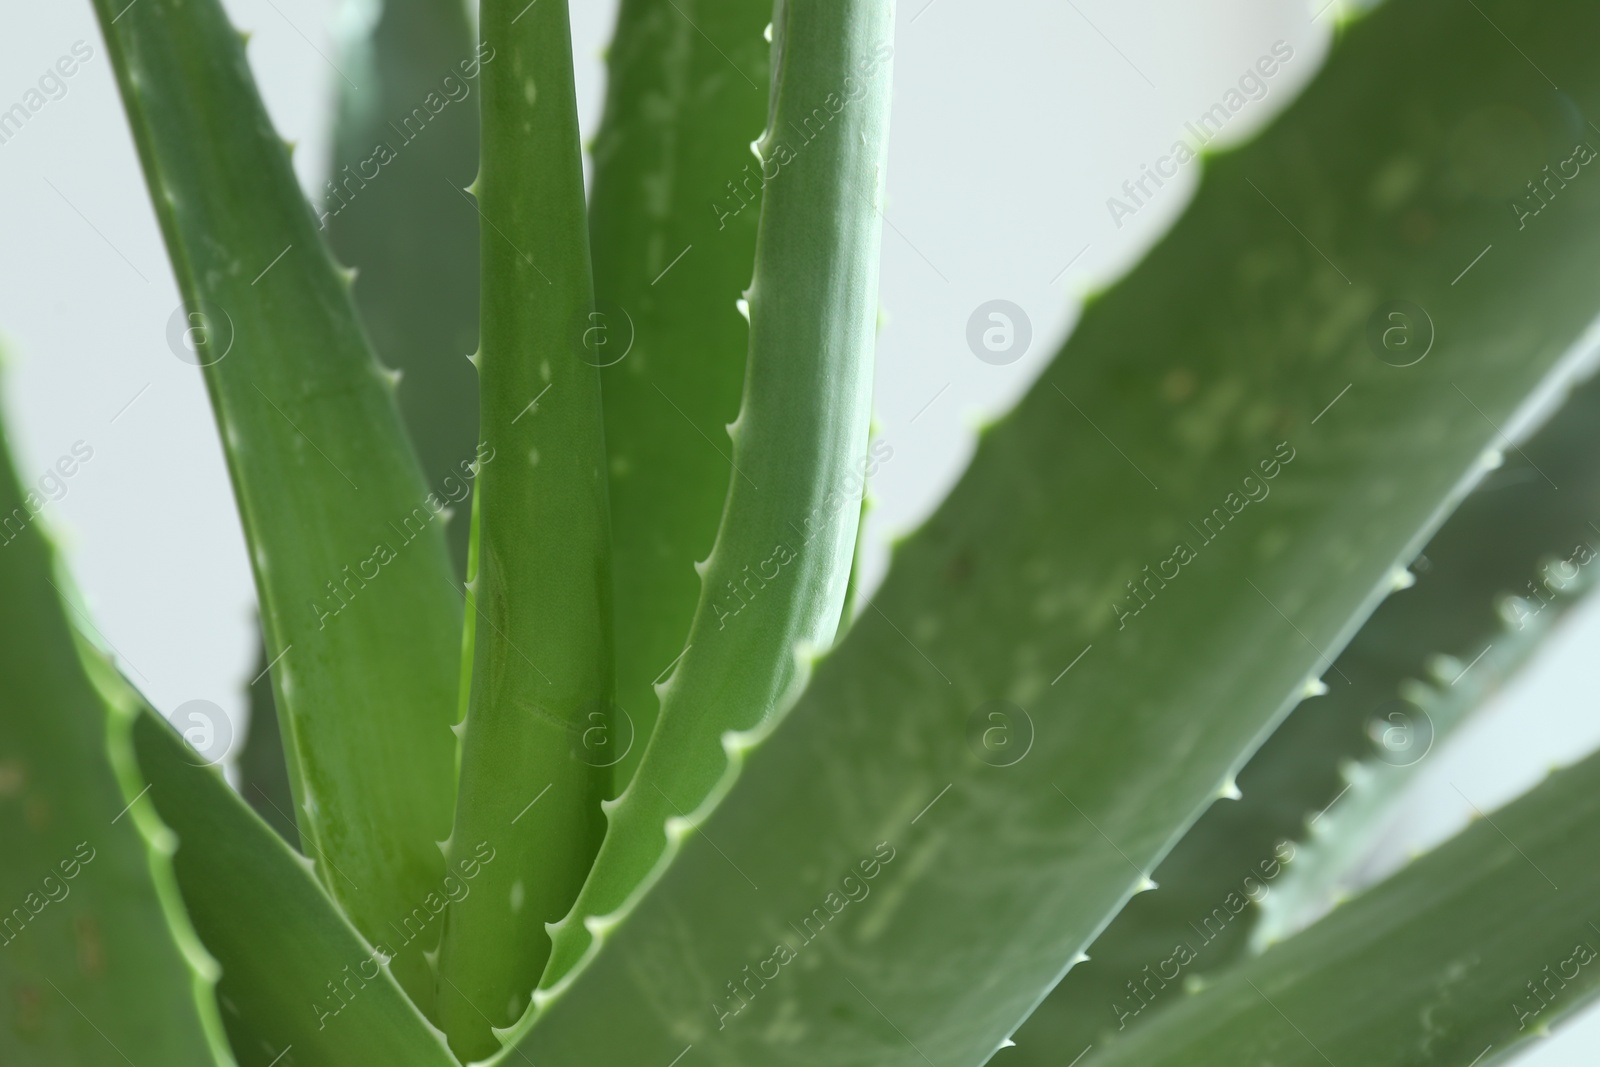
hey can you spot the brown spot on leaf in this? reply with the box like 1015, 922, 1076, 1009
944, 547, 974, 586
11, 983, 44, 1037
1162, 367, 1197, 403
75, 917, 104, 979
1401, 206, 1437, 245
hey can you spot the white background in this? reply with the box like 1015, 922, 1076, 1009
2, 0, 1598, 1060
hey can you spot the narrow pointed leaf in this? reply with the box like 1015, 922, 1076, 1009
1251, 365, 1600, 944
0, 398, 230, 1066
90, 0, 462, 1006
1082, 746, 1600, 1067
590, 0, 771, 791
234, 0, 489, 845
432, 1, 611, 1056
90, 668, 461, 1067
536, 0, 895, 998
499, 0, 1600, 1061
1010, 348, 1600, 1059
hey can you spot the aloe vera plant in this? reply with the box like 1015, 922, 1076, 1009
9, 0, 1600, 1065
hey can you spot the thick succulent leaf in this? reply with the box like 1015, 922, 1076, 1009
90, 0, 463, 1007
0, 398, 230, 1065
433, 0, 612, 1056
1010, 342, 1600, 1059
499, 0, 1600, 1062
536, 0, 894, 999
1252, 363, 1600, 944
1080, 744, 1600, 1067
590, 0, 771, 791
235, 0, 486, 848
88, 669, 460, 1067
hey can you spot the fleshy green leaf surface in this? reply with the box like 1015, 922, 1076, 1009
235, 0, 487, 847
433, 0, 611, 1055
91, 0, 463, 1008
1081, 745, 1600, 1067
1009, 341, 1600, 1060
1252, 364, 1600, 945
0, 400, 229, 1065
590, 0, 771, 792
499, 0, 1600, 1062
107, 685, 460, 1067
536, 0, 895, 999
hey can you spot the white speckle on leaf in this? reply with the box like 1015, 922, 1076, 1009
510, 879, 525, 913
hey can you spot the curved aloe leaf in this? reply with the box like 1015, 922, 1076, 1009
498, 0, 1600, 1061
1009, 344, 1600, 1059
236, 0, 485, 847
1081, 745, 1600, 1067
432, 0, 612, 1056
590, 0, 771, 791
0, 399, 231, 1066
90, 0, 462, 1008
89, 665, 460, 1067
1253, 567, 1600, 949
536, 0, 895, 999
1252, 364, 1600, 945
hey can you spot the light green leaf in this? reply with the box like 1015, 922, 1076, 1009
432, 0, 612, 1056
1251, 363, 1600, 946
119, 697, 461, 1067
1081, 745, 1600, 1067
535, 0, 895, 1001
0, 392, 230, 1066
90, 0, 463, 1009
234, 0, 487, 846
1009, 335, 1600, 1060
590, 0, 772, 792
499, 0, 1600, 1061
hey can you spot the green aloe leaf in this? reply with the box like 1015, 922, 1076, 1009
1009, 339, 1600, 1059
90, 0, 462, 1009
235, 0, 486, 847
432, 0, 612, 1056
590, 0, 772, 791
1252, 365, 1600, 946
103, 681, 460, 1067
0, 393, 230, 1065
535, 0, 895, 1001
497, 0, 1600, 1061
1081, 745, 1600, 1067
